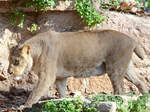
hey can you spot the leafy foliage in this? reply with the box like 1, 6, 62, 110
8, 9, 24, 28
128, 94, 150, 112
109, 0, 120, 7
24, 94, 149, 112
90, 94, 127, 112
24, 0, 56, 11
9, 0, 106, 29
101, 0, 150, 12
136, 0, 150, 11
8, 0, 150, 29
41, 97, 98, 112
75, 0, 106, 27
90, 93, 150, 112
27, 24, 38, 32
91, 94, 123, 103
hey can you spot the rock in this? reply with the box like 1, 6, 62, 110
95, 102, 117, 112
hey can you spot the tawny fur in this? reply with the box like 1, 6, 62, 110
8, 30, 149, 110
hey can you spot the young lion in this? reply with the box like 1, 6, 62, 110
8, 30, 149, 110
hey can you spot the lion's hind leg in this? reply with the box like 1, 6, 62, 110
106, 64, 125, 94
106, 48, 133, 94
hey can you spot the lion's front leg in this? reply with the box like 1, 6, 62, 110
56, 78, 67, 98
19, 70, 56, 110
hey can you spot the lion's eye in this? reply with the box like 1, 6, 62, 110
13, 60, 19, 66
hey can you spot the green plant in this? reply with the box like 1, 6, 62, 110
75, 0, 106, 27
136, 0, 150, 11
100, 0, 121, 10
128, 94, 150, 112
145, 0, 150, 9
25, 0, 56, 11
83, 105, 98, 112
8, 9, 24, 28
9, 0, 107, 29
101, 0, 150, 12
90, 93, 150, 112
27, 24, 38, 32
18, 0, 56, 11
100, 2, 112, 9
90, 94, 127, 112
90, 94, 124, 103
41, 97, 98, 112
8, 0, 56, 29
23, 94, 149, 112
109, 0, 120, 7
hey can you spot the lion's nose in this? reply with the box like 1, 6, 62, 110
8, 69, 14, 75
9, 72, 14, 75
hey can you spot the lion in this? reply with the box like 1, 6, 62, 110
8, 30, 149, 110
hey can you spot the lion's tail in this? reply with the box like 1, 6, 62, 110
134, 44, 145, 60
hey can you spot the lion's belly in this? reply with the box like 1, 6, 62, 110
56, 62, 106, 78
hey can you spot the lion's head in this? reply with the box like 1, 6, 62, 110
8, 45, 33, 80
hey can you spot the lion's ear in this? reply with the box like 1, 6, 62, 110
21, 45, 31, 55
